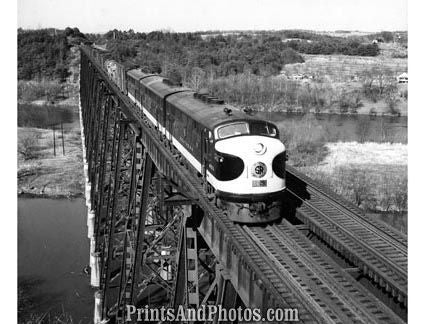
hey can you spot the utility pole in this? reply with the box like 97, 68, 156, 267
53, 125, 56, 156
61, 122, 65, 155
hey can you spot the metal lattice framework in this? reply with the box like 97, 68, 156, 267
80, 51, 246, 324
79, 48, 407, 324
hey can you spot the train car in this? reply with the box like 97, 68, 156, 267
166, 91, 285, 223
88, 45, 286, 223
126, 67, 286, 223
104, 59, 127, 94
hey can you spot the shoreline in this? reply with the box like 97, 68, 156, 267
18, 191, 84, 200
18, 105, 85, 199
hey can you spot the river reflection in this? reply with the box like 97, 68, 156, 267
18, 198, 93, 323
256, 111, 407, 143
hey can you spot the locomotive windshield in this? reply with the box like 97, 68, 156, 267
249, 122, 278, 137
216, 122, 250, 139
215, 121, 278, 140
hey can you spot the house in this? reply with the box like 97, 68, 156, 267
282, 38, 313, 43
397, 73, 408, 84
291, 74, 304, 81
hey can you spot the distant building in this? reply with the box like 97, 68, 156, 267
279, 71, 288, 79
397, 73, 408, 84
289, 74, 312, 82
291, 74, 304, 81
282, 38, 313, 43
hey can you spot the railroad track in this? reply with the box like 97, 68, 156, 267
138, 115, 324, 322
285, 167, 407, 306
133, 87, 405, 323
83, 50, 407, 322
242, 221, 404, 324
94, 68, 333, 320
287, 166, 408, 247
134, 90, 407, 320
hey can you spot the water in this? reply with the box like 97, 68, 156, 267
257, 112, 407, 143
18, 104, 79, 129
18, 198, 93, 323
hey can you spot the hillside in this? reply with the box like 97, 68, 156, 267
18, 28, 85, 105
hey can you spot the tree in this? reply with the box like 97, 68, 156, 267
189, 67, 206, 91
167, 66, 182, 84
18, 135, 38, 160
55, 64, 70, 83
380, 31, 394, 43
393, 178, 407, 217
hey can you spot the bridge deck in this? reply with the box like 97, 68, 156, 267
80, 47, 407, 323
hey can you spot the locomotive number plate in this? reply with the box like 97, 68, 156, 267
252, 180, 267, 187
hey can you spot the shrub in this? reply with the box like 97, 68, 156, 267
386, 93, 400, 115
18, 81, 63, 102
18, 134, 38, 160
290, 141, 328, 167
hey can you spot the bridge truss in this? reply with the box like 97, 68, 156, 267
79, 48, 407, 324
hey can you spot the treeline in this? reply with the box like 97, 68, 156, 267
92, 30, 305, 78
88, 29, 389, 83
18, 27, 87, 81
285, 39, 379, 56
203, 71, 403, 115
278, 29, 406, 45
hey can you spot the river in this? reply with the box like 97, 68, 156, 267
257, 111, 407, 143
18, 198, 93, 323
17, 104, 407, 144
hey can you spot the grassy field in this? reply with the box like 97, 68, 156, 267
284, 52, 407, 82
297, 142, 407, 233
18, 123, 84, 197
318, 142, 407, 168
279, 42, 408, 116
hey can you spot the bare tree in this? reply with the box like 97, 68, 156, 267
342, 167, 371, 207
18, 134, 38, 160
189, 67, 206, 91
393, 178, 407, 216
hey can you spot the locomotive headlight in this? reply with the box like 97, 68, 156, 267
254, 143, 266, 155
251, 162, 267, 178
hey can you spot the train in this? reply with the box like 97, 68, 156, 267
86, 45, 286, 223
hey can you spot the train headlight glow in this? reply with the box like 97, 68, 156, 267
251, 162, 267, 178
254, 143, 266, 155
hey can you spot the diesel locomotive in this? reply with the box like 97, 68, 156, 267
86, 45, 286, 223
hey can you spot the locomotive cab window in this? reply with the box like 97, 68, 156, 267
216, 122, 249, 139
250, 122, 278, 137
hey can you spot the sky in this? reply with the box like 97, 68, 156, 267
17, 0, 407, 33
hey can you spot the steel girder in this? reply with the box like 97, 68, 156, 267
80, 50, 281, 324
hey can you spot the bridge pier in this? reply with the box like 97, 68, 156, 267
87, 209, 95, 238
94, 290, 108, 324
90, 251, 101, 288
90, 237, 96, 255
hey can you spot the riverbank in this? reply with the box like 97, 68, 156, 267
18, 122, 84, 198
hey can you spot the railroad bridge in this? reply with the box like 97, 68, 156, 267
79, 47, 408, 324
